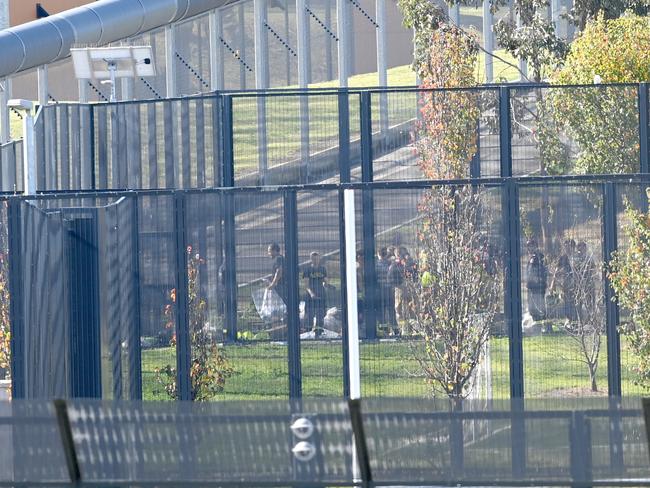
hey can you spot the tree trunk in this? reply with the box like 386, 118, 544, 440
589, 363, 598, 392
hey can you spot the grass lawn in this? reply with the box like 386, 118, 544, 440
142, 333, 647, 401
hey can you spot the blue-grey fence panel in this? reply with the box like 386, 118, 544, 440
0, 140, 20, 192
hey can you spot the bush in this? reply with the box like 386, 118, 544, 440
156, 247, 234, 401
609, 191, 650, 389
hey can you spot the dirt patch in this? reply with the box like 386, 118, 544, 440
544, 386, 607, 398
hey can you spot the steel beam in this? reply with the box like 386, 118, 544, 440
165, 25, 178, 98
209, 9, 225, 91
482, 0, 494, 83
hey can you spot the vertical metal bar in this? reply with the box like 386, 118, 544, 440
284, 0, 291, 84
80, 105, 93, 189
603, 182, 621, 396
339, 189, 351, 397
499, 86, 513, 178
223, 191, 237, 342
221, 95, 235, 187
639, 83, 649, 173
120, 77, 134, 102
470, 119, 481, 179
376, 0, 388, 137
348, 399, 373, 484
360, 92, 377, 340
221, 97, 238, 342
482, 0, 494, 83
164, 101, 175, 188
130, 196, 143, 400
212, 97, 222, 187
8, 198, 23, 398
174, 192, 192, 401
180, 99, 191, 188
449, 3, 460, 24
0, 78, 11, 143
297, 0, 310, 178
325, 0, 333, 81
339, 91, 351, 183
254, 0, 270, 88
22, 108, 36, 195
284, 190, 302, 398
504, 179, 524, 398
210, 9, 225, 91
37, 66, 49, 108
238, 4, 247, 89
78, 79, 89, 104
165, 25, 178, 98
337, 0, 350, 86
53, 400, 82, 484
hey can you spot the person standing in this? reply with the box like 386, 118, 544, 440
267, 242, 287, 303
303, 252, 327, 337
375, 247, 397, 333
526, 238, 548, 325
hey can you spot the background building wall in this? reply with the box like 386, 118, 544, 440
9, 0, 93, 27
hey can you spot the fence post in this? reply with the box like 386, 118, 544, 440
339, 189, 351, 396
339, 90, 351, 183
7, 198, 23, 398
174, 191, 192, 401
130, 196, 143, 400
360, 91, 377, 340
639, 83, 649, 174
503, 179, 524, 398
470, 119, 481, 179
569, 412, 593, 486
499, 86, 512, 178
602, 182, 621, 396
284, 190, 302, 398
221, 96, 238, 343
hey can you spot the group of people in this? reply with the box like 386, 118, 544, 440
525, 237, 596, 329
373, 246, 417, 336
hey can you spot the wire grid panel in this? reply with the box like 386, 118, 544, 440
363, 186, 509, 398
65, 399, 355, 484
510, 85, 640, 177
361, 397, 649, 485
306, 0, 337, 84
518, 183, 608, 397
0, 401, 69, 484
137, 194, 178, 400
231, 93, 346, 186
93, 97, 220, 190
220, 1, 256, 90
371, 89, 501, 182
267, 0, 299, 88
233, 190, 290, 399
175, 14, 212, 96
297, 189, 344, 396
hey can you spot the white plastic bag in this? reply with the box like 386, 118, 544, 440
252, 287, 287, 322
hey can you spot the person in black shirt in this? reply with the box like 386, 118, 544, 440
303, 252, 327, 337
267, 242, 287, 303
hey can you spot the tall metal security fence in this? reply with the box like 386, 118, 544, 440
6, 83, 650, 193
4, 175, 650, 401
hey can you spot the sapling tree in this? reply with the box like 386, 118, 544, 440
157, 247, 234, 401
565, 247, 604, 392
405, 25, 501, 399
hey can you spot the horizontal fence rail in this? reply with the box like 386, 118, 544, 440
2, 175, 650, 402
0, 397, 648, 488
2, 83, 649, 193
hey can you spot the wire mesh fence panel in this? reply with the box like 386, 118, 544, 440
510, 85, 640, 177
519, 183, 608, 397
233, 190, 290, 399
0, 140, 21, 192
307, 0, 338, 84
137, 194, 177, 400
93, 98, 219, 190
131, 29, 167, 101
175, 14, 212, 97
615, 183, 648, 396
297, 190, 344, 396
232, 93, 345, 185
267, 0, 298, 88
0, 202, 8, 387
371, 89, 500, 181
221, 1, 256, 90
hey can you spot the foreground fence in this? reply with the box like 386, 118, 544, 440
3, 83, 650, 192
0, 397, 648, 487
2, 175, 650, 401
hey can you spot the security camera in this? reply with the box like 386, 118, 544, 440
143, 58, 151, 65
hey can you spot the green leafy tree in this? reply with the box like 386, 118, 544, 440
609, 191, 650, 389
542, 13, 650, 175
157, 247, 234, 401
